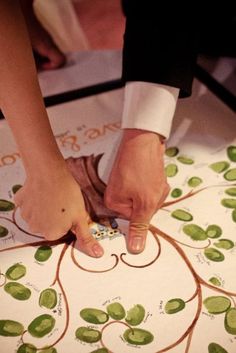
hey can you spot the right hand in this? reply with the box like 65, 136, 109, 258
14, 164, 104, 258
105, 129, 170, 254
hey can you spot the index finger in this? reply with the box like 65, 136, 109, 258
127, 205, 153, 255
71, 214, 104, 258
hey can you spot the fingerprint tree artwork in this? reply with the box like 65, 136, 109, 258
0, 147, 236, 353
162, 145, 236, 353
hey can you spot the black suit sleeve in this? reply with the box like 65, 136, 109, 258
121, 1, 198, 98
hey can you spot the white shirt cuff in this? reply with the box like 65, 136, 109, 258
121, 81, 179, 139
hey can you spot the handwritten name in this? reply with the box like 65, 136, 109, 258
195, 252, 210, 266
57, 293, 63, 316
25, 282, 41, 293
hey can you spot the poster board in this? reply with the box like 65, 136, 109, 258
0, 83, 236, 353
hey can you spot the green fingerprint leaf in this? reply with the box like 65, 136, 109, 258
17, 344, 37, 353
165, 298, 185, 314
90, 349, 108, 353
123, 328, 154, 345
0, 320, 24, 336
204, 296, 231, 314
106, 302, 125, 320
183, 224, 207, 241
171, 209, 193, 222
171, 188, 182, 198
214, 239, 234, 250
177, 156, 194, 165
28, 314, 55, 338
4, 282, 31, 300
39, 289, 57, 309
187, 177, 203, 187
232, 209, 236, 222
209, 161, 230, 173
204, 248, 225, 262
6, 263, 26, 280
208, 342, 228, 353
125, 304, 145, 326
209, 277, 221, 286
0, 199, 15, 212
165, 146, 179, 157
224, 308, 236, 335
75, 327, 101, 343
12, 185, 22, 194
225, 187, 236, 196
224, 168, 236, 181
80, 308, 109, 324
0, 225, 8, 238
165, 164, 178, 177
227, 145, 236, 162
38, 348, 57, 353
221, 198, 236, 208
206, 225, 222, 239
34, 246, 52, 262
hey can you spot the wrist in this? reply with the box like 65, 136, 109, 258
24, 150, 67, 178
122, 128, 165, 144
118, 128, 165, 160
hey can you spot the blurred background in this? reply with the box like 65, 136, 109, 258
31, 0, 236, 103
33, 0, 125, 52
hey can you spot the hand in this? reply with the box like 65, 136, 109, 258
14, 163, 104, 258
20, 0, 65, 70
105, 129, 170, 254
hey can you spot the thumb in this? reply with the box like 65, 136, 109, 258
127, 204, 152, 254
71, 215, 104, 258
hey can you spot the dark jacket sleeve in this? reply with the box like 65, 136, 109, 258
121, 1, 198, 98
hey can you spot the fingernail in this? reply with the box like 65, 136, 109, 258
92, 244, 104, 257
130, 236, 144, 253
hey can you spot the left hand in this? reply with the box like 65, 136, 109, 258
105, 129, 170, 254
14, 162, 104, 258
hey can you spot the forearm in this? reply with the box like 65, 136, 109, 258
0, 1, 64, 174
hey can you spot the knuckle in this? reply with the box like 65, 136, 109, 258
165, 183, 171, 194
43, 233, 52, 240
141, 197, 157, 213
44, 233, 58, 241
20, 209, 28, 221
28, 223, 40, 234
162, 184, 171, 202
149, 197, 158, 210
104, 191, 114, 209
80, 234, 94, 245
56, 228, 70, 238
44, 229, 65, 241
14, 193, 22, 206
130, 222, 149, 232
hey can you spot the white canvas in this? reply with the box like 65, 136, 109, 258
0, 82, 236, 353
